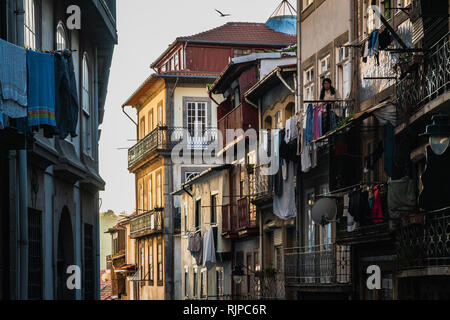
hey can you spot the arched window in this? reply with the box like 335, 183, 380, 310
56, 22, 67, 50
82, 53, 92, 155
264, 116, 272, 130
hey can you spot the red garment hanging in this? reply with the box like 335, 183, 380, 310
371, 185, 383, 224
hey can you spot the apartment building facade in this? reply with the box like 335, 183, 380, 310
0, 0, 117, 300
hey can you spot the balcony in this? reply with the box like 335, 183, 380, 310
396, 33, 450, 119
336, 221, 393, 246
249, 165, 272, 205
284, 244, 351, 288
397, 210, 450, 274
221, 198, 258, 238
130, 209, 164, 238
128, 127, 218, 170
217, 103, 258, 148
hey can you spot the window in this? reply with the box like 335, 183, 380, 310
305, 190, 316, 247
193, 268, 198, 298
139, 183, 144, 212
158, 102, 163, 125
216, 268, 224, 298
140, 246, 145, 287
274, 110, 283, 129
184, 267, 189, 298
201, 269, 207, 299
161, 65, 166, 73
174, 52, 179, 70
82, 53, 92, 156
157, 171, 162, 207
157, 239, 163, 285
179, 49, 184, 70
56, 22, 67, 50
304, 66, 315, 100
186, 102, 207, 138
148, 110, 154, 132
210, 195, 217, 224
28, 209, 42, 300
319, 54, 331, 82
183, 201, 188, 231
185, 172, 199, 183
148, 239, 154, 284
170, 57, 175, 71
275, 246, 282, 271
233, 49, 252, 57
148, 176, 153, 210
195, 199, 201, 229
24, 0, 37, 49
337, 45, 351, 99
140, 117, 145, 139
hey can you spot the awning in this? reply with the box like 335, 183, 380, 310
114, 264, 137, 273
312, 101, 394, 143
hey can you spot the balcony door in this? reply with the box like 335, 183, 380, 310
187, 102, 207, 149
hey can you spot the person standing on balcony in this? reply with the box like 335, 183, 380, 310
320, 78, 341, 101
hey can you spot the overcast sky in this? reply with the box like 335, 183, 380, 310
98, 0, 297, 215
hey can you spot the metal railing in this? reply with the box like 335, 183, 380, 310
284, 244, 351, 286
130, 209, 164, 236
396, 33, 450, 117
249, 165, 271, 201
398, 210, 450, 270
128, 127, 218, 168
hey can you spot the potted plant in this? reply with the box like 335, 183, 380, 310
245, 163, 255, 174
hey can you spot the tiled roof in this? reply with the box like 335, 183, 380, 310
158, 70, 219, 78
178, 22, 297, 46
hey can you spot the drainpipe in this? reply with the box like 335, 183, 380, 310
15, 0, 28, 300
348, 0, 354, 101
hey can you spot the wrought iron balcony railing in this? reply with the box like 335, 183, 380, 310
284, 244, 351, 286
130, 209, 164, 237
397, 210, 450, 270
128, 127, 218, 169
249, 165, 271, 203
396, 33, 450, 117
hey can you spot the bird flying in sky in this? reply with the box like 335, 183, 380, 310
215, 9, 231, 17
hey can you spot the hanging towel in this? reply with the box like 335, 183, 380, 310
202, 228, 216, 269
372, 185, 383, 224
285, 117, 291, 143
27, 50, 56, 129
313, 105, 319, 139
54, 51, 79, 139
273, 161, 297, 220
0, 38, 27, 118
343, 194, 357, 232
290, 114, 298, 141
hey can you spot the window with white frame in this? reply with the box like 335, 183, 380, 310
56, 22, 67, 51
318, 54, 331, 82
336, 45, 351, 99
186, 102, 207, 138
82, 53, 92, 156
24, 0, 37, 49
157, 239, 163, 285
304, 66, 315, 100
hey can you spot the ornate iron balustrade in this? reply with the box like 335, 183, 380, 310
130, 209, 164, 237
396, 33, 450, 117
397, 210, 450, 270
284, 244, 351, 286
128, 127, 218, 169
249, 165, 271, 202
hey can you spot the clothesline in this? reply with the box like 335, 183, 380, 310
315, 181, 387, 198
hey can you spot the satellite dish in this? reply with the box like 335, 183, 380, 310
312, 198, 337, 226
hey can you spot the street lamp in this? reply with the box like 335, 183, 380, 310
420, 114, 450, 155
